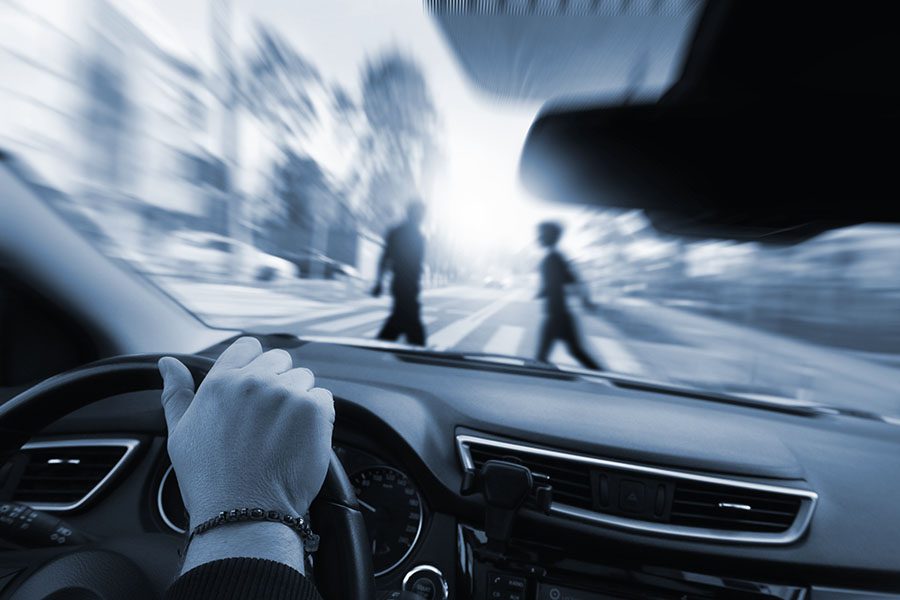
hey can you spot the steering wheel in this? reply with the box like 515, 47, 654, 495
0, 354, 375, 600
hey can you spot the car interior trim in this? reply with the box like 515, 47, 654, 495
19, 438, 141, 512
157, 464, 186, 534
456, 433, 818, 545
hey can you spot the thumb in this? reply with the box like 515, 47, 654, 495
158, 357, 195, 432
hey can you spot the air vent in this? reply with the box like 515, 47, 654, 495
10, 439, 139, 511
670, 480, 801, 533
457, 434, 817, 544
467, 442, 593, 509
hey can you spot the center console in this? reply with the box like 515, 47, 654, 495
457, 526, 807, 600
451, 456, 808, 600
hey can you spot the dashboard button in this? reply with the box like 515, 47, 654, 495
411, 577, 436, 599
507, 576, 526, 591
619, 480, 646, 513
487, 572, 530, 599
654, 484, 666, 516
598, 474, 610, 507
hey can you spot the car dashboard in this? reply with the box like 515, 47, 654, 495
2, 336, 900, 599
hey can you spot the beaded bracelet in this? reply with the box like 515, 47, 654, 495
188, 508, 320, 553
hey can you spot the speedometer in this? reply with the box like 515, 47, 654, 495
350, 466, 423, 576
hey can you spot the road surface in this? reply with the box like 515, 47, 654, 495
161, 280, 900, 419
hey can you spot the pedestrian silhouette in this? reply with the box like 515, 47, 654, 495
535, 221, 603, 370
372, 200, 427, 346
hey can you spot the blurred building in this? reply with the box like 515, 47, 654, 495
0, 0, 220, 259
2, 0, 438, 282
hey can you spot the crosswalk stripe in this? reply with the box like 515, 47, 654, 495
483, 325, 525, 356
430, 290, 524, 350
311, 311, 388, 332
589, 336, 644, 374
550, 346, 576, 366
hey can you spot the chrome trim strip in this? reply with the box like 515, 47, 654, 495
158, 464, 187, 534
456, 433, 817, 545
19, 438, 140, 512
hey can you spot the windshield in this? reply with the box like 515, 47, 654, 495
2, 1, 898, 418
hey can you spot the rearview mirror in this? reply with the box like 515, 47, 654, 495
519, 98, 900, 243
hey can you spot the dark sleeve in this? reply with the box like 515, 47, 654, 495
383, 228, 397, 261
536, 257, 548, 297
166, 558, 322, 600
559, 255, 577, 285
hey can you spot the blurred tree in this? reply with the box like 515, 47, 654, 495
356, 52, 439, 232
240, 25, 330, 237
242, 24, 323, 142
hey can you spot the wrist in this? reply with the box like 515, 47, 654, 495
182, 520, 304, 575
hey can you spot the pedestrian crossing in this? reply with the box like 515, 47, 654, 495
274, 290, 647, 374
169, 279, 647, 376
311, 311, 388, 333
429, 290, 528, 350
315, 311, 645, 375
483, 325, 526, 356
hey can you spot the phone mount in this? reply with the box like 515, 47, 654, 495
461, 459, 553, 554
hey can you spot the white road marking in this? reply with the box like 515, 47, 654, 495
589, 336, 644, 375
483, 325, 525, 356
294, 304, 376, 322
550, 345, 575, 366
311, 311, 388, 332
429, 290, 524, 350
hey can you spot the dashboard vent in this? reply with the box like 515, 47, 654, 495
10, 439, 139, 511
457, 434, 817, 544
670, 480, 801, 533
467, 441, 593, 509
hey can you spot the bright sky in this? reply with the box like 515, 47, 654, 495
149, 0, 584, 253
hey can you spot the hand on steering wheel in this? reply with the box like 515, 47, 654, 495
0, 341, 374, 599
159, 337, 335, 528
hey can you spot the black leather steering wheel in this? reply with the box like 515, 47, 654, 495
0, 354, 375, 600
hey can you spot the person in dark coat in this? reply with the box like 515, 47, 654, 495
535, 221, 603, 370
372, 200, 428, 346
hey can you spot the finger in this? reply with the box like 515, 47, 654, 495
245, 348, 293, 375
279, 366, 315, 391
158, 357, 195, 432
309, 387, 335, 424
210, 337, 263, 373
